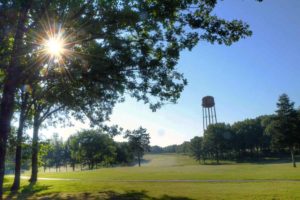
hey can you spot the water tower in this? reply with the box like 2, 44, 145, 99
202, 96, 217, 132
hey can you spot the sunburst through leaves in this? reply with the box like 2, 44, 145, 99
41, 30, 67, 62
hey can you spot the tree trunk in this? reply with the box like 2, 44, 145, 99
0, 80, 15, 198
29, 115, 40, 184
11, 92, 28, 191
216, 151, 219, 164
0, 2, 31, 197
138, 153, 141, 167
290, 147, 296, 168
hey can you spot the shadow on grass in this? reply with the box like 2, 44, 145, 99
198, 156, 298, 166
36, 190, 194, 200
5, 183, 51, 200
200, 162, 233, 166
99, 190, 194, 200
236, 157, 295, 165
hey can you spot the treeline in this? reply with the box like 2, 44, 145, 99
151, 94, 300, 167
6, 127, 150, 173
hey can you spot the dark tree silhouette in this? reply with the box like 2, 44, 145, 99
125, 127, 150, 167
268, 94, 299, 167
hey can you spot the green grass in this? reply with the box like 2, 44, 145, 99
4, 154, 300, 199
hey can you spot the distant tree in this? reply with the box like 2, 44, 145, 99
232, 119, 264, 158
50, 134, 65, 172
163, 145, 178, 153
71, 130, 116, 169
190, 136, 204, 163
150, 146, 164, 154
62, 140, 72, 171
177, 142, 191, 154
115, 142, 134, 165
67, 135, 81, 171
258, 115, 274, 154
125, 127, 150, 167
38, 140, 53, 172
203, 123, 233, 164
268, 94, 299, 167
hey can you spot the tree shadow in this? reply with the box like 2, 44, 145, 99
236, 157, 294, 165
37, 190, 194, 200
201, 162, 233, 166
199, 156, 297, 165
5, 183, 51, 200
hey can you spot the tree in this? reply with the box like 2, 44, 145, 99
125, 127, 150, 167
190, 136, 204, 163
38, 140, 53, 173
258, 115, 274, 155
67, 135, 81, 171
11, 88, 30, 191
203, 123, 233, 164
177, 141, 191, 154
28, 85, 65, 183
115, 142, 134, 165
268, 94, 299, 167
0, 0, 261, 197
232, 119, 264, 159
50, 134, 65, 172
70, 130, 116, 169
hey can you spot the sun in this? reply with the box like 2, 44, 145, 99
43, 34, 66, 58
46, 38, 63, 56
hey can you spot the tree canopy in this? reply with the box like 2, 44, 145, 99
125, 127, 150, 167
267, 94, 300, 167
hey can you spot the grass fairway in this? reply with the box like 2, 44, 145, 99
4, 154, 300, 199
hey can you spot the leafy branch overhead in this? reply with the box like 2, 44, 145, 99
0, 0, 259, 116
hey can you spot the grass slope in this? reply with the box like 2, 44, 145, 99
4, 154, 300, 199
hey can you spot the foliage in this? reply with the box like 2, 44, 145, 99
267, 94, 300, 167
125, 127, 150, 166
115, 142, 134, 165
38, 129, 136, 170
203, 123, 234, 163
190, 136, 203, 163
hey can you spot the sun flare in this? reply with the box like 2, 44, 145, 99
42, 33, 67, 60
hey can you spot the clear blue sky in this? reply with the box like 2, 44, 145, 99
44, 0, 300, 146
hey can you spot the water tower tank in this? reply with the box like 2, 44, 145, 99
202, 96, 217, 132
202, 96, 215, 108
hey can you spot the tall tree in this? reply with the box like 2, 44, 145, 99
0, 1, 33, 197
203, 123, 233, 164
11, 87, 30, 191
269, 94, 299, 167
190, 136, 204, 163
125, 127, 150, 167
